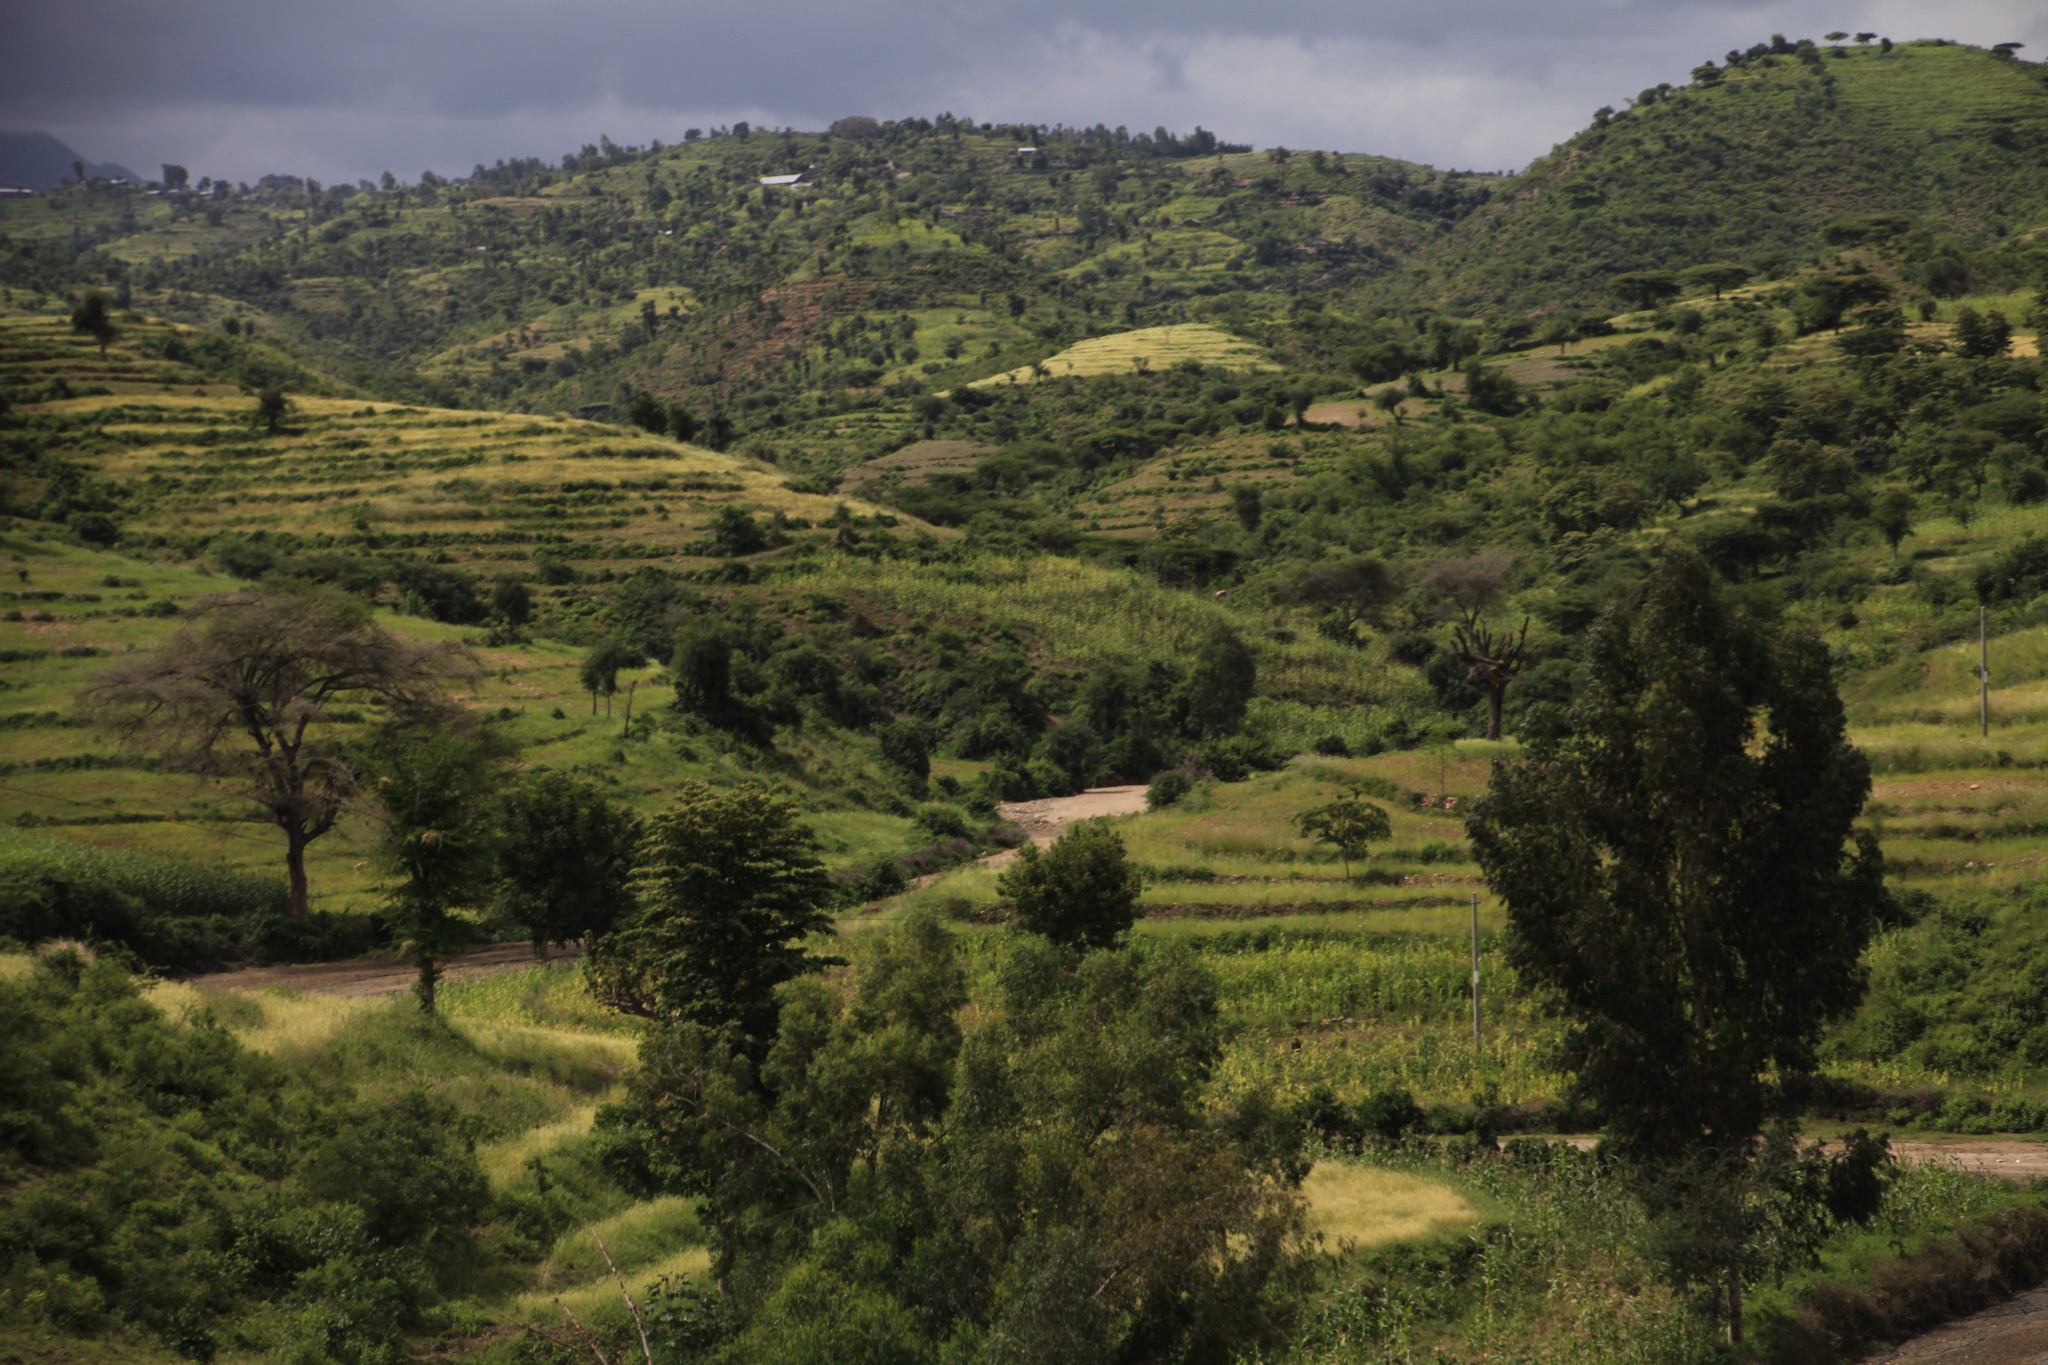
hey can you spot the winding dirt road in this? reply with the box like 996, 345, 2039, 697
193, 788, 1154, 996
189, 940, 578, 997
984, 784, 1150, 869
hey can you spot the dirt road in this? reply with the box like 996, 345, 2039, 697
190, 940, 577, 997
1551, 1134, 2048, 1185
983, 784, 1150, 869
1860, 1283, 2048, 1363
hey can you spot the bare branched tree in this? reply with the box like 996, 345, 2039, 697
1451, 615, 1532, 742
1422, 551, 1530, 740
90, 584, 466, 918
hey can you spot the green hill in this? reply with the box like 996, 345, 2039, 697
1411, 38, 2048, 313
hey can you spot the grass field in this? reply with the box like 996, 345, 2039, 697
971, 323, 1276, 387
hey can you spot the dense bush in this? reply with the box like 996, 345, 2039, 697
0, 951, 486, 1360
0, 830, 379, 970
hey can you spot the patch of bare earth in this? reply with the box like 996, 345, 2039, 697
982, 785, 1150, 869
192, 940, 578, 997
1860, 1283, 2048, 1364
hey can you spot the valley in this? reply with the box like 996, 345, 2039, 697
5, 30, 2048, 1365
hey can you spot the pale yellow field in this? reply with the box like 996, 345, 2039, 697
972, 323, 1274, 386
1303, 1162, 1480, 1249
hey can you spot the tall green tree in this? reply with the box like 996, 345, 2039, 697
997, 820, 1142, 950
1872, 488, 1915, 559
1181, 622, 1256, 737
69, 291, 116, 357
1465, 546, 1882, 1341
491, 771, 640, 957
360, 727, 506, 1013
586, 782, 835, 1047
254, 384, 290, 434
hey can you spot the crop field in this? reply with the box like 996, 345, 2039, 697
972, 323, 1276, 387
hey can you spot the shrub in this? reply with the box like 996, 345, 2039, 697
998, 821, 1142, 949
0, 829, 373, 970
1146, 770, 1194, 809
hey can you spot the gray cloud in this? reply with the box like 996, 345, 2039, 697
8, 0, 2043, 184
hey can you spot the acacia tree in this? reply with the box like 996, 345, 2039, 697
1422, 550, 1530, 740
577, 637, 639, 714
1612, 269, 1683, 312
1465, 547, 1882, 1341
92, 585, 462, 918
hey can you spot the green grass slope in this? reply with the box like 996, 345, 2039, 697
1410, 39, 2048, 313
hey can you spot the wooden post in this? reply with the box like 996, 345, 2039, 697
1471, 892, 1482, 1054
1981, 606, 1990, 740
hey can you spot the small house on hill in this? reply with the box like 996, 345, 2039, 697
758, 171, 808, 187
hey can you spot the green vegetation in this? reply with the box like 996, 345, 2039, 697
4, 29, 2048, 1364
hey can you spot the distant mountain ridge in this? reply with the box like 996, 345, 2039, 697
0, 130, 141, 189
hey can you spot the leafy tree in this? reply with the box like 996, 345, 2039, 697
1461, 359, 1525, 415
610, 920, 1303, 1358
1952, 307, 2013, 359
587, 782, 835, 1047
254, 384, 290, 434
1465, 547, 1882, 1341
998, 820, 1142, 949
1872, 488, 1915, 559
160, 163, 189, 190
359, 726, 506, 1012
671, 621, 740, 726
1680, 262, 1751, 300
295, 1089, 490, 1248
92, 585, 461, 918
1181, 622, 1256, 737
69, 291, 116, 357
578, 637, 639, 714
492, 771, 640, 957
876, 719, 931, 795
1835, 301, 1907, 359
1294, 791, 1392, 878
1612, 270, 1683, 311
490, 576, 532, 630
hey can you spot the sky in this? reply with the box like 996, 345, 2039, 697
6, 0, 2044, 186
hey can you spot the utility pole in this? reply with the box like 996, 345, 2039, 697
1981, 606, 1990, 740
1470, 891, 1482, 1054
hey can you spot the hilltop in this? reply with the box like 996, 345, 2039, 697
0, 130, 139, 190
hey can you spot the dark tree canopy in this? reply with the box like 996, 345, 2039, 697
1468, 548, 1881, 1164
491, 770, 639, 956
1466, 547, 1882, 1338
1182, 623, 1256, 737
1612, 269, 1684, 311
586, 782, 836, 1046
997, 820, 1142, 950
69, 291, 116, 357
358, 727, 506, 1012
92, 585, 462, 918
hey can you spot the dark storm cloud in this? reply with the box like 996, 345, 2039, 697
7, 0, 2043, 184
